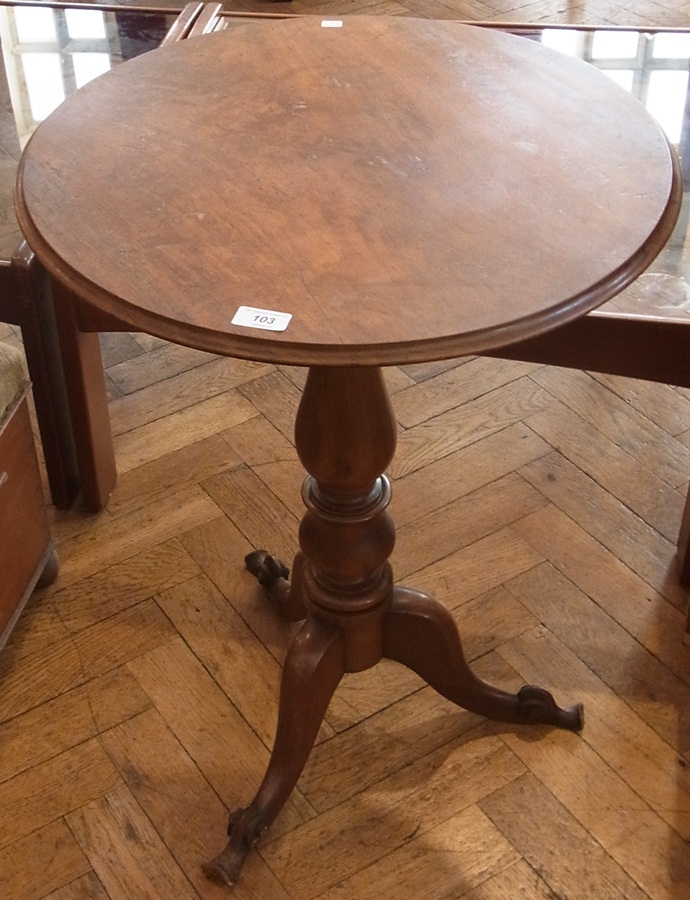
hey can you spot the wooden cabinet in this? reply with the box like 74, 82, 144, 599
0, 385, 57, 650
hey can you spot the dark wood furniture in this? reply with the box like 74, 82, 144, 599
0, 342, 57, 650
15, 16, 680, 883
1, 243, 79, 509
0, 1, 200, 509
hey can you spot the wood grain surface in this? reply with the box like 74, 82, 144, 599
16, 16, 680, 364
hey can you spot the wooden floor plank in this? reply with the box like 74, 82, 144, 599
41, 872, 110, 900
322, 658, 425, 734
0, 591, 72, 663
179, 515, 299, 665
392, 357, 540, 428
497, 627, 690, 841
0, 686, 99, 784
250, 458, 308, 521
513, 505, 690, 683
82, 666, 153, 734
391, 376, 556, 479
391, 377, 554, 478
155, 574, 284, 749
526, 398, 685, 541
316, 804, 520, 899
519, 450, 687, 609
108, 356, 272, 437
53, 486, 221, 587
52, 539, 200, 633
462, 858, 561, 899
530, 368, 690, 489
0, 820, 91, 900
506, 562, 690, 752
0, 740, 121, 850
66, 784, 199, 900
261, 726, 526, 900
0, 637, 85, 725
221, 414, 297, 469
71, 600, 177, 680
305, 685, 481, 810
101, 708, 290, 900
479, 773, 650, 900
392, 472, 546, 579
398, 358, 471, 383
106, 341, 220, 396
590, 371, 690, 437
495, 706, 690, 898
409, 526, 543, 609
106, 434, 243, 516
391, 421, 549, 529
126, 637, 315, 836
201, 465, 300, 563
238, 369, 304, 444
113, 390, 257, 474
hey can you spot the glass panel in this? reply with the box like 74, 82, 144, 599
602, 69, 634, 92
652, 32, 690, 59
21, 52, 64, 120
540, 29, 581, 57
65, 9, 107, 41
73, 52, 110, 88
646, 70, 689, 143
591, 30, 639, 58
14, 7, 57, 43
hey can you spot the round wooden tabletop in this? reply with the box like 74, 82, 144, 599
16, 16, 681, 366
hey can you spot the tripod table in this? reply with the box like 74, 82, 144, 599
15, 15, 681, 885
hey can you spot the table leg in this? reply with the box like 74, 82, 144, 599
204, 365, 583, 886
204, 613, 345, 886
384, 586, 582, 728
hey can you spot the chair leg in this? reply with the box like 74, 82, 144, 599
11, 244, 80, 509
675, 485, 690, 641
676, 486, 690, 582
37, 546, 59, 588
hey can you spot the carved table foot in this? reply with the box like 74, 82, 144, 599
202, 808, 266, 888
383, 585, 584, 731
245, 549, 307, 622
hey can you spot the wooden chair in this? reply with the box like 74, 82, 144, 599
0, 244, 80, 509
0, 3, 225, 514
0, 340, 58, 651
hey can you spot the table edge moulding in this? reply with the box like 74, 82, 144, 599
15, 17, 682, 367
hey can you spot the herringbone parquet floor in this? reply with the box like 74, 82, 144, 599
4, 1, 690, 898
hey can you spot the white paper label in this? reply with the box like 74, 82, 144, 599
232, 306, 292, 332
322, 20, 343, 27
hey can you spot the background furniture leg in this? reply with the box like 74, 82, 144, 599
51, 279, 116, 512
